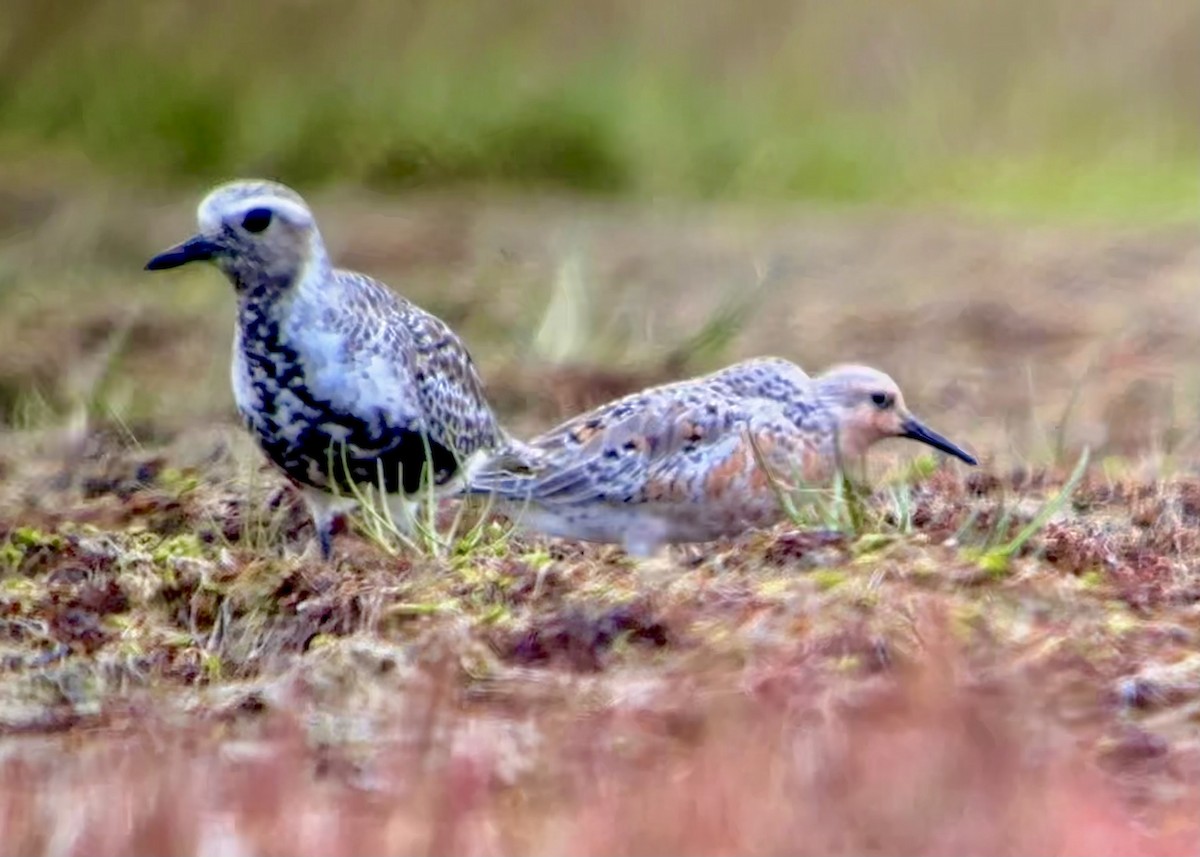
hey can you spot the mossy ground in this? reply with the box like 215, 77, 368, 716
1, 188, 1199, 852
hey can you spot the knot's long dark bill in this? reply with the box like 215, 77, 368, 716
901, 418, 977, 465
145, 236, 220, 270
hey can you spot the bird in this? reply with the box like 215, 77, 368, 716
461, 358, 977, 557
145, 179, 528, 559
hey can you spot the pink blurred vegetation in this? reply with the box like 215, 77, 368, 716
2, 612, 1194, 857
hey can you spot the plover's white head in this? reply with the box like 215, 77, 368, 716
814, 364, 976, 464
146, 179, 328, 294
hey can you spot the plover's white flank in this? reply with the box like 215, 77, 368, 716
463, 358, 976, 557
146, 179, 526, 559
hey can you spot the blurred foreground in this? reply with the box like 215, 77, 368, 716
2, 631, 1197, 855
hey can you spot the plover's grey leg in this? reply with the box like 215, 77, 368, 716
302, 489, 356, 561
385, 495, 421, 536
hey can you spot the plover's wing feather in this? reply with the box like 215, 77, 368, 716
330, 271, 504, 460
407, 313, 504, 460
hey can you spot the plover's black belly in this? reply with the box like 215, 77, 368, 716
248, 406, 459, 496
239, 342, 459, 496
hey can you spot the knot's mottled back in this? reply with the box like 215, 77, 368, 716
463, 357, 976, 557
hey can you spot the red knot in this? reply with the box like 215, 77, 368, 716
146, 179, 528, 559
463, 358, 976, 557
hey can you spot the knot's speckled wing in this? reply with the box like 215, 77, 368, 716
701, 356, 811, 400
468, 387, 796, 507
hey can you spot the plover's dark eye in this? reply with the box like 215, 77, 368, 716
871, 392, 894, 409
241, 208, 273, 233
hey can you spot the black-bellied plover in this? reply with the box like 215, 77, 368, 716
146, 179, 526, 559
462, 359, 976, 557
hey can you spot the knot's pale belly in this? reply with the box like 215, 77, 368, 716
497, 493, 788, 546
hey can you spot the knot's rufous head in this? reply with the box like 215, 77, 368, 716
816, 365, 976, 465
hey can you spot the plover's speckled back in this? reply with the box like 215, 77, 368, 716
463, 359, 976, 557
147, 179, 526, 559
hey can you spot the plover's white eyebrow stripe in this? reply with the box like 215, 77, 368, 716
199, 196, 311, 227
229, 197, 310, 221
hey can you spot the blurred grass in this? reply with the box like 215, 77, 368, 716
0, 0, 1196, 221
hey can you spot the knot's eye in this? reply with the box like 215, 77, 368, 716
871, 392, 894, 409
241, 208, 273, 233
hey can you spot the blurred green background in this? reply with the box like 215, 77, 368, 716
2, 0, 1196, 221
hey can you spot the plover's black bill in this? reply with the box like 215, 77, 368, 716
146, 236, 221, 270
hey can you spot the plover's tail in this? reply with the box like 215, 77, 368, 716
456, 434, 542, 499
